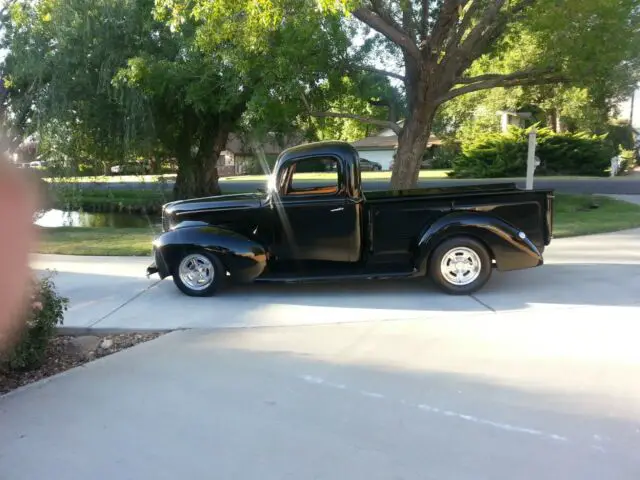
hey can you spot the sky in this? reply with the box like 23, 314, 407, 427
618, 89, 640, 128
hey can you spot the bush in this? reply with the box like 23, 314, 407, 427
4, 273, 69, 371
423, 143, 460, 170
619, 149, 637, 174
607, 122, 635, 151
449, 126, 616, 178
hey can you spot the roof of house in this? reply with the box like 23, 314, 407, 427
351, 134, 441, 150
224, 132, 304, 155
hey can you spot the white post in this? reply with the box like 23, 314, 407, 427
610, 156, 619, 177
526, 126, 537, 190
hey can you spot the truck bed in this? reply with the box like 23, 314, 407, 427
363, 183, 553, 266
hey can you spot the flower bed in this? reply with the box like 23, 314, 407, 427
0, 271, 164, 395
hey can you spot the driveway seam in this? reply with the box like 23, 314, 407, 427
87, 280, 162, 328
470, 294, 496, 313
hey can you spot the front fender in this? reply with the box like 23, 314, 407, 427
151, 225, 267, 282
415, 212, 543, 272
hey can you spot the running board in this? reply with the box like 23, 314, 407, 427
255, 269, 420, 283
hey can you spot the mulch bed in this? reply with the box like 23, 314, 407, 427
0, 332, 163, 395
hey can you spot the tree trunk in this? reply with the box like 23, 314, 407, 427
390, 106, 436, 190
173, 122, 230, 200
173, 155, 221, 199
547, 109, 558, 133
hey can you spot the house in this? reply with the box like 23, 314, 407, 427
216, 132, 304, 176
350, 122, 441, 170
496, 110, 533, 132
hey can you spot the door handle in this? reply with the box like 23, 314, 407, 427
330, 207, 344, 212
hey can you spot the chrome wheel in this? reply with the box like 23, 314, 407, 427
178, 253, 215, 291
440, 247, 482, 286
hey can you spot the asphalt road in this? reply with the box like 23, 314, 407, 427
79, 176, 640, 195
5, 230, 640, 479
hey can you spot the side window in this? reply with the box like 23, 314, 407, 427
284, 156, 340, 196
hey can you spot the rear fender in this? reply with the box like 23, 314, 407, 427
415, 212, 543, 272
152, 224, 267, 282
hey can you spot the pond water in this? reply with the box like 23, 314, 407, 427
35, 209, 161, 229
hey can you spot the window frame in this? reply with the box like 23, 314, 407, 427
279, 154, 344, 198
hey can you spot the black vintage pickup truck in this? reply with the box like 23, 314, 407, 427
147, 141, 553, 296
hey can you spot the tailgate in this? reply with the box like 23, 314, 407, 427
544, 191, 555, 245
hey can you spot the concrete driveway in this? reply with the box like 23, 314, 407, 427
1, 228, 638, 479
31, 228, 640, 331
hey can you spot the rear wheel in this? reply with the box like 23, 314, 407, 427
172, 250, 224, 297
429, 237, 492, 295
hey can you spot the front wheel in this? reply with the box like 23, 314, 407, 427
428, 237, 492, 295
172, 250, 224, 297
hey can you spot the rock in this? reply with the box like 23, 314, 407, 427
68, 336, 101, 357
99, 338, 114, 350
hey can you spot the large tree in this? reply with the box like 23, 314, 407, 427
160, 0, 640, 189
314, 0, 640, 189
1, 0, 358, 198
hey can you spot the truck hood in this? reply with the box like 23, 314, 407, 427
164, 192, 266, 215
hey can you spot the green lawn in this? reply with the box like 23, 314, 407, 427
37, 227, 156, 256
553, 194, 640, 238
36, 194, 640, 256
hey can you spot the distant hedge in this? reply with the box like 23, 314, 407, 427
449, 127, 616, 178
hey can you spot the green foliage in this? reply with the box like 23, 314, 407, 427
607, 122, 636, 152
2, 0, 362, 198
438, 1, 640, 140
619, 149, 637, 174
450, 127, 616, 178
5, 273, 68, 371
425, 143, 460, 170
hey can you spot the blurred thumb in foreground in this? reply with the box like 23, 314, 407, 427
0, 156, 39, 352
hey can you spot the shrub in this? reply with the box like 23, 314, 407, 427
4, 272, 69, 371
619, 149, 637, 174
449, 126, 615, 178
424, 143, 460, 169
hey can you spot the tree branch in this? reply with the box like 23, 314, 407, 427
421, 0, 430, 38
435, 72, 564, 104
360, 65, 406, 81
438, 0, 539, 86
448, 0, 482, 50
455, 68, 555, 84
353, 7, 421, 60
457, 0, 538, 60
428, 0, 467, 55
309, 111, 402, 134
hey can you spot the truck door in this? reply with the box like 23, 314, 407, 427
271, 155, 362, 263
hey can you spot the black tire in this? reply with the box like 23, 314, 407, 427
428, 236, 492, 295
171, 250, 224, 297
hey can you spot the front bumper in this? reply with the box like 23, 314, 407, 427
146, 245, 170, 279
146, 262, 159, 277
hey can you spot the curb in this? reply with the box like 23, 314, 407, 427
56, 326, 177, 336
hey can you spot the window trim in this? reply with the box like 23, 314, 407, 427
279, 154, 344, 198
